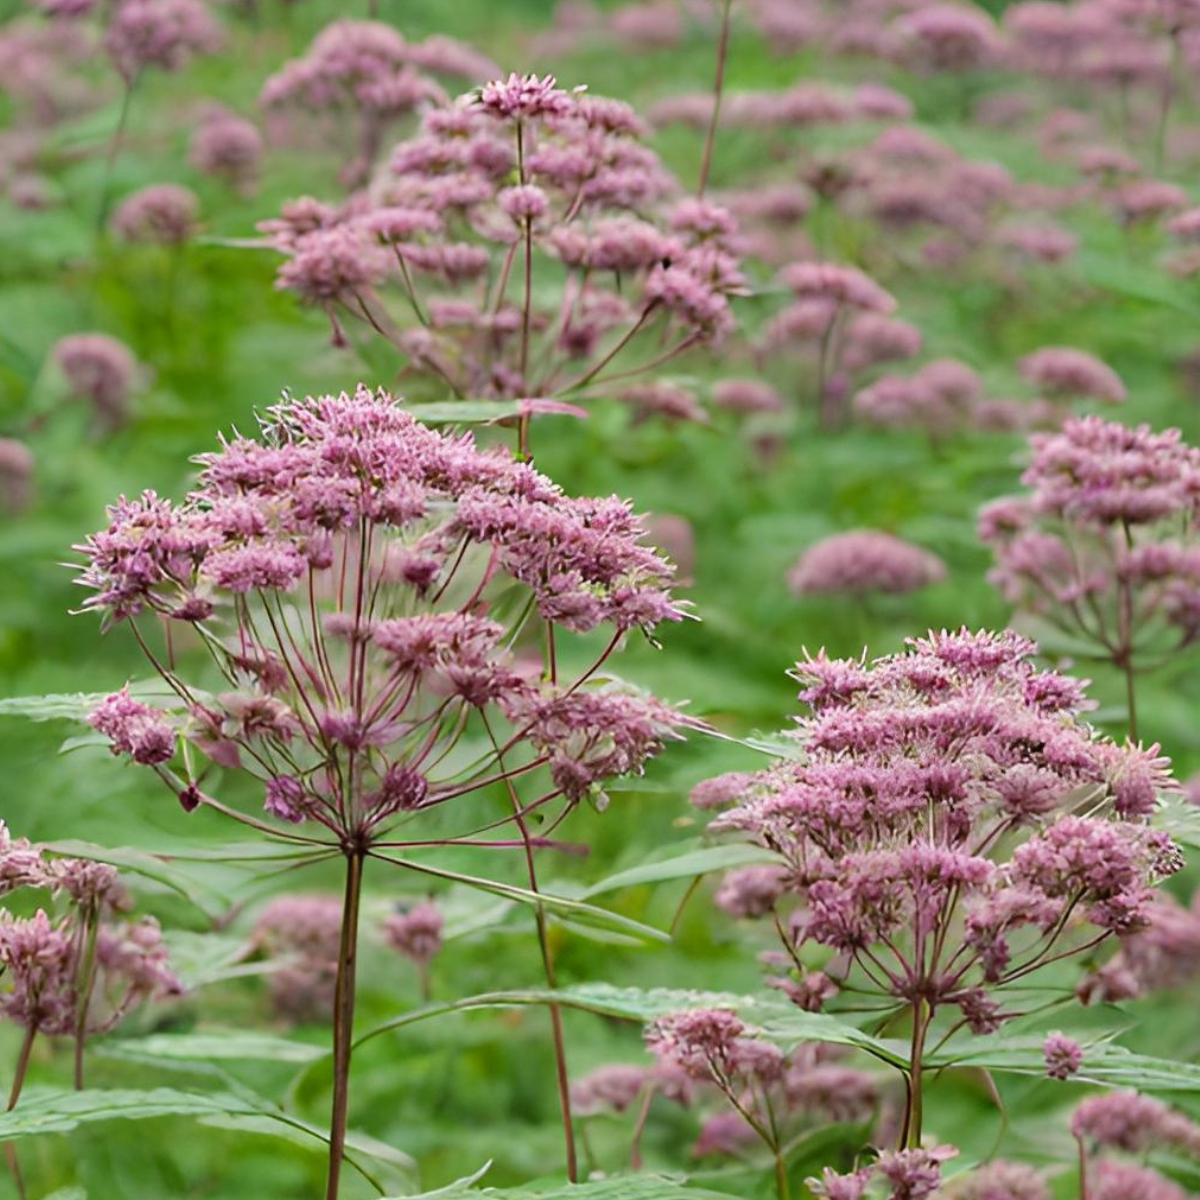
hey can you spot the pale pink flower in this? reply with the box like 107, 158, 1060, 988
190, 108, 263, 189
383, 900, 443, 967
779, 261, 896, 313
787, 530, 946, 596
110, 183, 199, 245
104, 0, 222, 82
0, 438, 35, 513
896, 4, 1003, 72
1042, 1031, 1083, 1079
711, 379, 784, 414
53, 333, 140, 427
1019, 346, 1126, 403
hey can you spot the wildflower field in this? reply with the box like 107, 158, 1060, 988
6, 0, 1200, 1197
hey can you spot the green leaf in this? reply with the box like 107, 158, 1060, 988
0, 1087, 412, 1190
1155, 793, 1200, 850
379, 1160, 494, 1198
0, 1087, 285, 1139
396, 1174, 749, 1199
41, 840, 327, 919
580, 842, 780, 898
369, 853, 671, 944
403, 400, 525, 423
926, 1035, 1200, 1092
0, 693, 113, 723
354, 983, 904, 1067
98, 1030, 325, 1066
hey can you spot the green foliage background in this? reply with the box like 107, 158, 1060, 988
3, 0, 1200, 1196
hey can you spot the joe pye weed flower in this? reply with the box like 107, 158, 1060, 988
75, 384, 691, 1197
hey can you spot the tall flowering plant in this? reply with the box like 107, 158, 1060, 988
698, 630, 1181, 1154
264, 75, 745, 453
75, 385, 690, 1197
979, 415, 1200, 740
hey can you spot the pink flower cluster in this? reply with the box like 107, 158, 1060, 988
190, 106, 263, 191
265, 76, 744, 406
980, 416, 1200, 668
641, 1011, 879, 1161
0, 822, 180, 1039
110, 183, 200, 245
77, 386, 687, 842
260, 20, 497, 184
787, 530, 946, 598
809, 1145, 958, 1200
1072, 1090, 1200, 1199
702, 629, 1180, 1027
104, 0, 222, 83
759, 261, 907, 425
53, 332, 142, 428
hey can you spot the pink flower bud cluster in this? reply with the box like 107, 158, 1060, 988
853, 358, 987, 440
644, 1012, 880, 1160
77, 386, 687, 841
265, 77, 745, 402
1042, 1030, 1083, 1079
1078, 890, 1200, 1001
787, 530, 947, 598
980, 416, 1200, 663
0, 822, 180, 1039
104, 0, 222, 83
702, 629, 1181, 1027
1005, 0, 1190, 109
382, 900, 443, 967
189, 107, 263, 191
260, 20, 497, 183
110, 183, 200, 245
0, 438, 35, 513
809, 1145, 958, 1200
1073, 1084, 1200, 1200
252, 893, 342, 1022
759, 261, 913, 424
1018, 346, 1127, 404
895, 4, 1004, 73
939, 1159, 1050, 1200
841, 129, 1017, 261
53, 332, 142, 429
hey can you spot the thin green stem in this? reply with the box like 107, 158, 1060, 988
774, 1148, 791, 1200
697, 0, 734, 197
325, 847, 366, 1200
900, 1000, 930, 1150
4, 1023, 36, 1200
97, 78, 137, 237
73, 912, 102, 1090
484, 715, 579, 1182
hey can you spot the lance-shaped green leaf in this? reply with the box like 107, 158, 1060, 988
927, 1035, 1200, 1092
580, 841, 781, 898
388, 1175, 744, 1200
353, 983, 905, 1067
368, 853, 670, 944
0, 1087, 411, 1190
97, 1030, 325, 1066
0, 693, 116, 723
41, 839, 331, 919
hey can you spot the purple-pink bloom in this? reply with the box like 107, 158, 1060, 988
1042, 1031, 1083, 1080
787, 530, 946, 597
88, 688, 175, 765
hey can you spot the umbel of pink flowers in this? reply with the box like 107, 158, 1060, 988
76, 384, 689, 844
264, 73, 745, 415
699, 629, 1180, 1098
980, 414, 1200, 739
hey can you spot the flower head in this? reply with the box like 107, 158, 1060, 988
76, 387, 686, 840
788, 530, 946, 597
